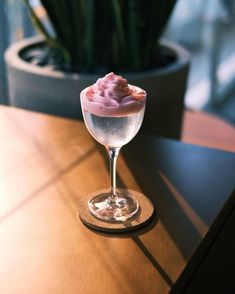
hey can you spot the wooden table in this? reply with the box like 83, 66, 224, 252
0, 106, 235, 294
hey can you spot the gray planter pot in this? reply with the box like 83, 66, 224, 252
5, 36, 190, 139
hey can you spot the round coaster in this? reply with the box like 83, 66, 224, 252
78, 189, 155, 233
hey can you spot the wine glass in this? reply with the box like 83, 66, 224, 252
80, 78, 146, 222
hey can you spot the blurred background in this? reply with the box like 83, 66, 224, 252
1, 0, 235, 125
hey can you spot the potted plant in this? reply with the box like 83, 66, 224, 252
5, 0, 190, 138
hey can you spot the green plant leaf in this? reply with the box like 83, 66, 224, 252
22, 0, 70, 63
128, 0, 141, 69
83, 0, 94, 70
111, 0, 128, 67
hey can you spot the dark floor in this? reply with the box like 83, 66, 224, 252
204, 91, 235, 126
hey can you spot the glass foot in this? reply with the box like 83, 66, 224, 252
88, 189, 139, 221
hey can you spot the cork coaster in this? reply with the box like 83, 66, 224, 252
78, 189, 155, 233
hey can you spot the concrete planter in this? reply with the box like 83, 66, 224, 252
5, 37, 190, 139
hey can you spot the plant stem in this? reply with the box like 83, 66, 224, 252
107, 146, 121, 202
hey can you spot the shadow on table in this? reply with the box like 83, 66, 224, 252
96, 137, 203, 258
122, 137, 205, 256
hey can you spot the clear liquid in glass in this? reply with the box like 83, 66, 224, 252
82, 107, 145, 147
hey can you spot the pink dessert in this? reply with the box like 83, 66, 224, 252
80, 72, 146, 117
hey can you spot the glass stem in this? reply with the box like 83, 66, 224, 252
107, 146, 121, 202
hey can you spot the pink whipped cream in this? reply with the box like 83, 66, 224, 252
80, 72, 146, 117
